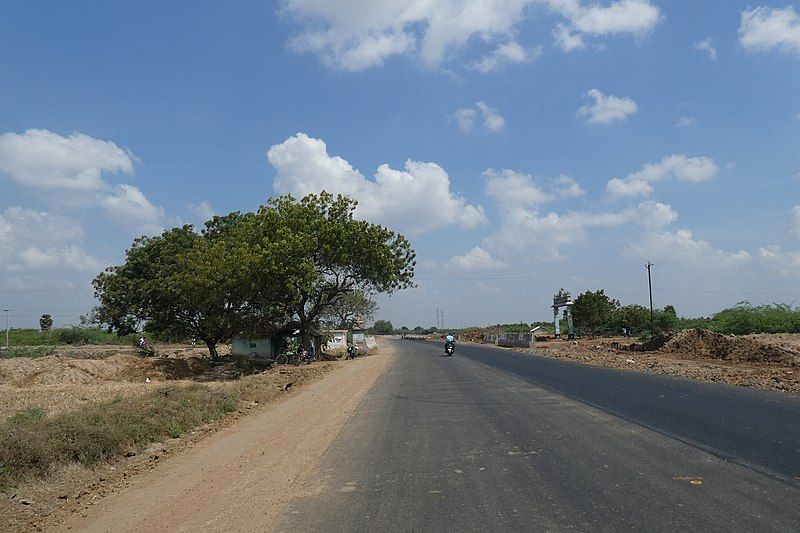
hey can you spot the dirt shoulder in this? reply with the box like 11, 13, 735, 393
468, 330, 800, 395
37, 344, 393, 532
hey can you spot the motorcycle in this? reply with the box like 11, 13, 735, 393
346, 345, 357, 360
445, 343, 454, 356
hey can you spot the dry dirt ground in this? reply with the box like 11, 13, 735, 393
1, 343, 392, 532
464, 329, 800, 395
0, 344, 234, 420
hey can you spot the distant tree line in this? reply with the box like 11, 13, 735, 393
570, 290, 800, 337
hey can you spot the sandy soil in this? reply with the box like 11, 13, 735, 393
0, 344, 236, 420
24, 344, 393, 532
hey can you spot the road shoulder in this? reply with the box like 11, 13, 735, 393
48, 345, 394, 532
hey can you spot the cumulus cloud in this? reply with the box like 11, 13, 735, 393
0, 129, 135, 191
694, 37, 717, 60
484, 169, 586, 209
0, 129, 167, 233
482, 200, 676, 260
554, 174, 586, 198
626, 229, 751, 268
578, 88, 638, 125
100, 185, 167, 235
483, 163, 675, 259
467, 41, 542, 72
188, 201, 216, 222
548, 0, 660, 50
475, 101, 506, 131
0, 207, 102, 272
447, 246, 507, 271
284, 0, 661, 70
606, 154, 719, 200
453, 107, 478, 132
739, 6, 800, 56
267, 133, 487, 234
674, 116, 696, 128
453, 102, 505, 132
285, 0, 532, 70
553, 23, 585, 51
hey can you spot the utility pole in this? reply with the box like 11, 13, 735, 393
3, 309, 9, 350
441, 311, 445, 331
646, 262, 654, 336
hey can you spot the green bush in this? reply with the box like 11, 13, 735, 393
2, 327, 139, 347
0, 346, 56, 358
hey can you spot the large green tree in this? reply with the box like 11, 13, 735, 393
93, 224, 252, 357
572, 289, 620, 335
238, 193, 415, 348
94, 193, 415, 356
369, 319, 394, 335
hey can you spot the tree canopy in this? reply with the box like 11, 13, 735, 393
321, 289, 378, 330
39, 314, 53, 332
93, 193, 415, 356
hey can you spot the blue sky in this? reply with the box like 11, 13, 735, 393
1, 1, 799, 329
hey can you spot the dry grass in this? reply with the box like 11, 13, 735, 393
0, 385, 239, 490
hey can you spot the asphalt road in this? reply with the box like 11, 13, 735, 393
282, 339, 800, 532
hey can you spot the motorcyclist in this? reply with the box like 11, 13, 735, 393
444, 333, 455, 353
346, 343, 357, 360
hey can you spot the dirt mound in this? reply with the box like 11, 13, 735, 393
659, 329, 799, 366
0, 356, 140, 386
459, 327, 502, 343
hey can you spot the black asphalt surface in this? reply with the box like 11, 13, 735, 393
282, 339, 800, 532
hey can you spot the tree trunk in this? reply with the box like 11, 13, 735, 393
204, 339, 219, 358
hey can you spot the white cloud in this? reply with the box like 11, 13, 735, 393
188, 201, 216, 222
100, 185, 166, 235
739, 6, 800, 56
16, 245, 104, 272
484, 164, 677, 259
0, 129, 167, 234
626, 229, 751, 268
475, 101, 506, 131
0, 207, 102, 272
285, 0, 660, 70
453, 102, 505, 132
482, 202, 671, 260
285, 0, 532, 70
578, 88, 637, 125
484, 169, 586, 209
467, 41, 542, 72
756, 245, 800, 274
485, 169, 555, 207
554, 174, 586, 198
675, 115, 696, 128
453, 107, 478, 132
267, 133, 487, 234
447, 246, 507, 271
606, 154, 719, 200
694, 37, 717, 60
548, 0, 660, 50
553, 23, 585, 51
0, 129, 135, 191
